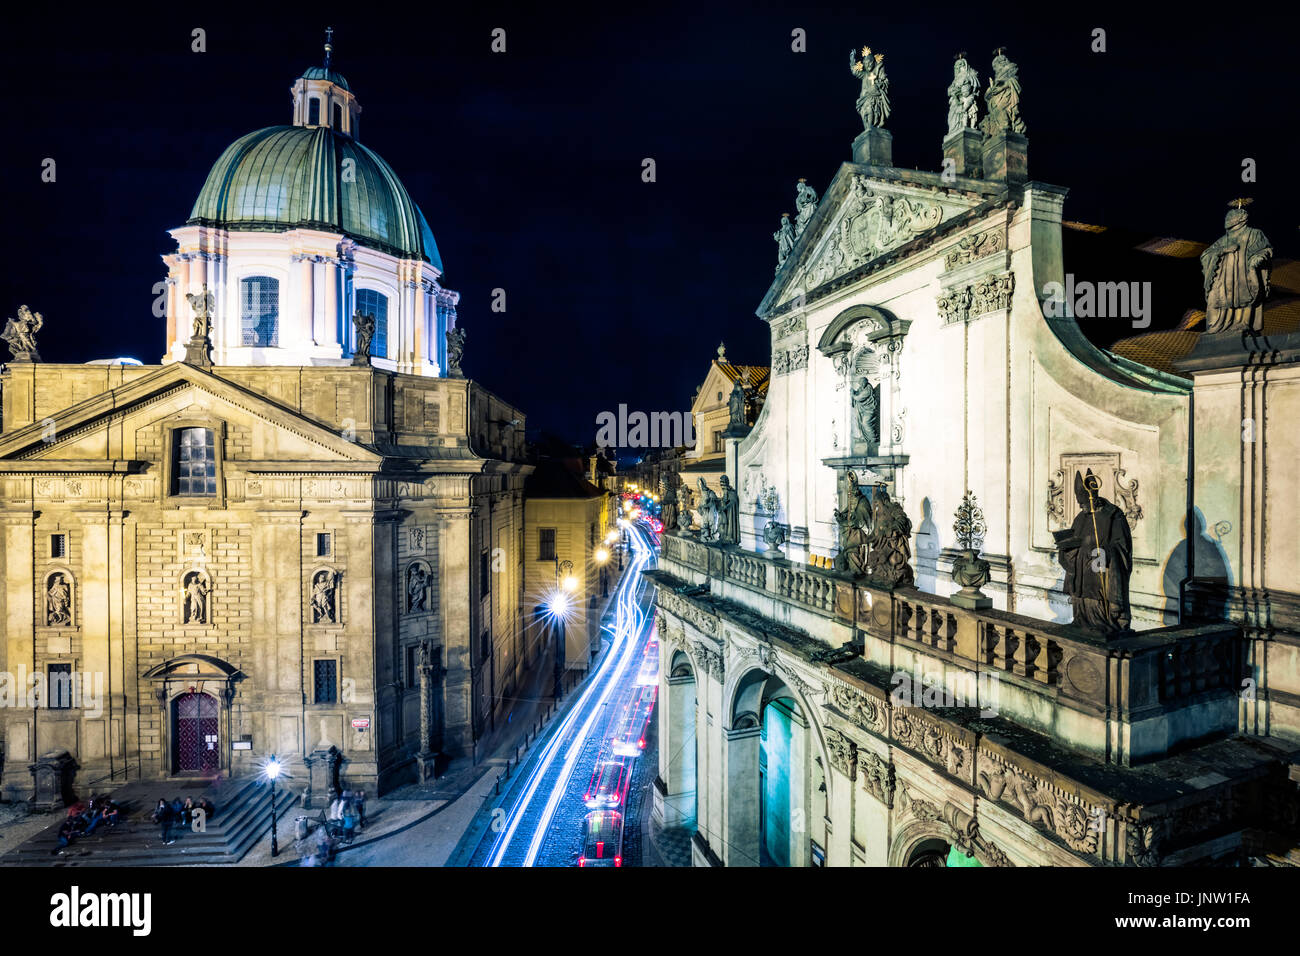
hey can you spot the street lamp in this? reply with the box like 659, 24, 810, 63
265, 755, 283, 857
547, 591, 569, 700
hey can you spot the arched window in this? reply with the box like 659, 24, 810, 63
307, 96, 321, 126
333, 102, 344, 131
239, 276, 279, 347
173, 427, 217, 496
356, 288, 388, 358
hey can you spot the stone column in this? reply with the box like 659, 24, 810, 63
415, 645, 444, 782
722, 724, 762, 866
297, 254, 315, 347
661, 672, 697, 827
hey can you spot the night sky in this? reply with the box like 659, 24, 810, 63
2, 3, 1296, 445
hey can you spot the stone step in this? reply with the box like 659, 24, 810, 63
1, 776, 302, 867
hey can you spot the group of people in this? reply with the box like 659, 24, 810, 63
52, 795, 121, 854
152, 795, 216, 845
301, 790, 366, 866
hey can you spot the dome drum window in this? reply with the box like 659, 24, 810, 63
356, 288, 388, 359
240, 276, 279, 347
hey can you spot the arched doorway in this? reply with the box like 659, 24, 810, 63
727, 669, 810, 867
905, 837, 985, 868
173, 692, 220, 773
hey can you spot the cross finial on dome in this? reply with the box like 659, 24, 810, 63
324, 26, 334, 68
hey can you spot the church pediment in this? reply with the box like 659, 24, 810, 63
0, 364, 382, 466
761, 168, 984, 316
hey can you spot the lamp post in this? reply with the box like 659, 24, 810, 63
265, 755, 283, 857
552, 559, 577, 698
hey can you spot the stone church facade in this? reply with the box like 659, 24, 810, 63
0, 52, 530, 799
650, 48, 1300, 866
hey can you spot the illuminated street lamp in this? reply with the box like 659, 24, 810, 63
265, 755, 283, 857
547, 590, 569, 699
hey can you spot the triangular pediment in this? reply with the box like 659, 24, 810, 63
759, 165, 993, 317
0, 363, 382, 466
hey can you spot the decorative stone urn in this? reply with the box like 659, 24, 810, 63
951, 490, 992, 610
950, 548, 992, 610
763, 519, 787, 558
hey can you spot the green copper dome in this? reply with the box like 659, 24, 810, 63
187, 125, 443, 270
299, 65, 350, 90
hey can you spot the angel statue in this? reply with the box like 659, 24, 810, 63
352, 311, 376, 366
2, 305, 44, 362
946, 53, 981, 136
849, 46, 891, 130
186, 284, 215, 340
981, 48, 1025, 137
447, 327, 466, 376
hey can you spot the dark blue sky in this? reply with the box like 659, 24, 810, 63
2, 3, 1295, 443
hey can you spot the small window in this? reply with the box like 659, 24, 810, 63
713, 430, 724, 453
480, 550, 491, 595
538, 528, 556, 561
333, 102, 344, 131
47, 663, 73, 709
308, 96, 321, 125
174, 427, 217, 496
313, 659, 338, 705
50, 534, 67, 559
240, 276, 279, 347
355, 289, 388, 358
316, 533, 332, 557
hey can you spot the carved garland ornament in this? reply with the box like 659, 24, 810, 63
943, 230, 1006, 271
937, 272, 1014, 326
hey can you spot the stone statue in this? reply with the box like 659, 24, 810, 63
717, 474, 740, 545
311, 570, 337, 624
186, 284, 215, 340
794, 179, 819, 238
849, 47, 891, 129
46, 573, 71, 626
981, 49, 1025, 137
2, 305, 43, 362
184, 571, 209, 625
774, 214, 796, 270
1053, 469, 1132, 634
864, 485, 914, 588
851, 375, 880, 447
727, 379, 749, 432
352, 311, 376, 366
833, 472, 872, 575
946, 54, 980, 136
446, 327, 466, 376
696, 478, 720, 542
407, 563, 429, 612
676, 498, 693, 532
1201, 201, 1273, 333
660, 474, 678, 533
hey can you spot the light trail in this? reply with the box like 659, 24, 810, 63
485, 524, 655, 867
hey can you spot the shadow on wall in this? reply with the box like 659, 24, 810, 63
1161, 508, 1232, 624
914, 497, 941, 593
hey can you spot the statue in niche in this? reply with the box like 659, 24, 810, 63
407, 563, 430, 613
46, 573, 71, 626
849, 46, 891, 129
851, 373, 881, 448
981, 48, 1025, 137
352, 311, 375, 365
946, 53, 980, 136
183, 570, 210, 624
446, 327, 466, 375
794, 179, 819, 237
696, 478, 720, 542
2, 304, 43, 362
773, 214, 796, 270
864, 484, 914, 588
1200, 200, 1273, 333
833, 472, 872, 575
717, 475, 740, 545
311, 570, 338, 624
1054, 469, 1132, 635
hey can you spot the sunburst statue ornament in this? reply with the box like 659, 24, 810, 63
848, 45, 891, 130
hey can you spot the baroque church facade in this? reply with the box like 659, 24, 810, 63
650, 49, 1300, 866
0, 51, 529, 799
